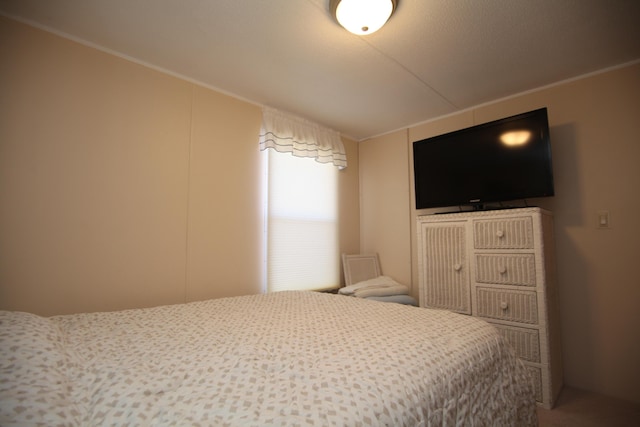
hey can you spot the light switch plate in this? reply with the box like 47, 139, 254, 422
597, 210, 610, 228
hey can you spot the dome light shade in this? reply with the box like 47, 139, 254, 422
330, 0, 397, 35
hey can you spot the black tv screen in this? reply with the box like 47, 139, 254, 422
413, 107, 554, 210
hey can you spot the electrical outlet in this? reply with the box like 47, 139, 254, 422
597, 210, 610, 229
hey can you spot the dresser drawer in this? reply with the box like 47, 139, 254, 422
475, 254, 536, 286
526, 365, 543, 403
473, 217, 534, 249
492, 324, 540, 362
475, 287, 538, 324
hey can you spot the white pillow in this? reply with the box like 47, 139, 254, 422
354, 284, 409, 298
339, 275, 405, 295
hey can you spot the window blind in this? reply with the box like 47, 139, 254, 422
265, 151, 339, 292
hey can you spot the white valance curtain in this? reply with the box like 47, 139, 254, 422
259, 107, 347, 169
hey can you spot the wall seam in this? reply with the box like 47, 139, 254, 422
184, 84, 195, 303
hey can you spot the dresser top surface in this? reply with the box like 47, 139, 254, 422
417, 207, 551, 222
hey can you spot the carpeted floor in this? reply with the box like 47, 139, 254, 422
537, 386, 640, 426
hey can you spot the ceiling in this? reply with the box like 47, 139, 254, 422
1, 0, 639, 140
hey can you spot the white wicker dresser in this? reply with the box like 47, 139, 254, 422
416, 207, 563, 409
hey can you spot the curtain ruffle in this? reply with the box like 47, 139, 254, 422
259, 107, 347, 170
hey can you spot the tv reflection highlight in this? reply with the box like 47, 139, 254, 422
500, 130, 531, 146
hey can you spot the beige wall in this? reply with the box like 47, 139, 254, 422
0, 18, 360, 316
360, 62, 640, 403
358, 129, 412, 289
185, 86, 263, 302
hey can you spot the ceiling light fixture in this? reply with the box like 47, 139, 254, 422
330, 0, 397, 36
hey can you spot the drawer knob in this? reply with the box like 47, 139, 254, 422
496, 230, 505, 238
500, 301, 509, 311
453, 263, 462, 271
498, 266, 507, 274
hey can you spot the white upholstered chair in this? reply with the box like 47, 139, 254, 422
341, 253, 381, 286
341, 253, 418, 306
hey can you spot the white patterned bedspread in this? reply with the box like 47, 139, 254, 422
0, 291, 537, 426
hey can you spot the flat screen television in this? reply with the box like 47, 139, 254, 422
413, 107, 554, 210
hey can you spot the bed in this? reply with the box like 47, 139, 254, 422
0, 291, 537, 426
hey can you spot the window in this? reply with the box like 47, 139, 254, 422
263, 150, 340, 292
258, 107, 346, 293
